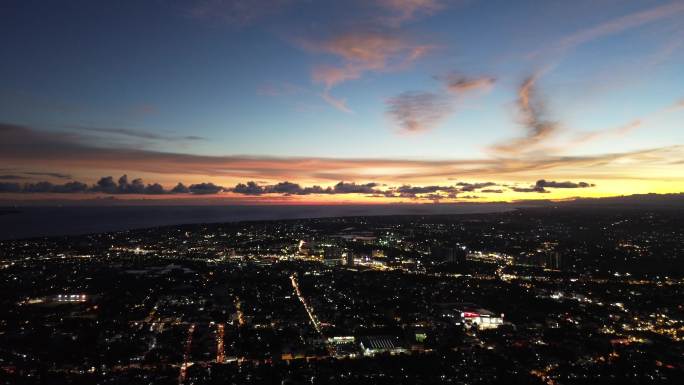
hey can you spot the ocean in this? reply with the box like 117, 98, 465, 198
0, 204, 513, 240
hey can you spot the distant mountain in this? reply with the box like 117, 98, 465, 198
520, 192, 684, 209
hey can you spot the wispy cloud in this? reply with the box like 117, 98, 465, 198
570, 119, 641, 146
386, 91, 453, 133
256, 82, 304, 97
181, 0, 294, 26
490, 74, 559, 155
445, 75, 496, 94
374, 0, 447, 25
2, 122, 683, 183
555, 2, 684, 54
321, 91, 354, 114
71, 126, 205, 142
302, 30, 433, 112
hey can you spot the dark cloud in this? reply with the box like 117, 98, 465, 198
93, 176, 118, 194
395, 185, 446, 194
88, 175, 178, 195
265, 181, 304, 195
390, 184, 459, 198
171, 183, 190, 194
480, 189, 504, 193
72, 126, 206, 142
188, 182, 224, 195
512, 185, 548, 193
445, 75, 496, 93
23, 181, 89, 193
0, 182, 22, 193
230, 181, 380, 196
512, 179, 595, 193
52, 181, 89, 193
233, 181, 265, 195
23, 171, 72, 179
0, 175, 27, 180
265, 182, 334, 195
23, 181, 59, 193
144, 183, 166, 195
0, 174, 223, 195
333, 181, 380, 194
536, 179, 595, 189
456, 181, 496, 192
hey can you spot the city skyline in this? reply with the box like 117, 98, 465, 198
2, 0, 684, 203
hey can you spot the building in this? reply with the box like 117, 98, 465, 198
323, 247, 343, 266
457, 307, 504, 330
441, 303, 504, 330
358, 336, 407, 356
432, 246, 466, 263
345, 252, 354, 267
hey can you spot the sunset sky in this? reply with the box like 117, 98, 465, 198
1, 0, 683, 204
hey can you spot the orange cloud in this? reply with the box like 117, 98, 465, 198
2, 123, 683, 188
302, 31, 433, 110
490, 75, 559, 155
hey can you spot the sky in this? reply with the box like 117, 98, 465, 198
1, 0, 683, 204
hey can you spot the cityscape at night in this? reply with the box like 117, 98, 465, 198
1, 206, 684, 384
1, 0, 684, 384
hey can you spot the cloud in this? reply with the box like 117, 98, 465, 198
233, 181, 265, 195
229, 181, 379, 196
181, 0, 293, 26
513, 179, 595, 193
445, 75, 496, 93
2, 123, 683, 183
570, 120, 641, 146
171, 183, 190, 194
511, 185, 547, 193
455, 181, 496, 191
375, 0, 446, 25
321, 91, 354, 113
72, 126, 205, 142
536, 179, 594, 189
0, 175, 27, 180
333, 181, 380, 194
23, 171, 72, 179
188, 182, 224, 195
670, 99, 684, 111
24, 181, 89, 193
303, 31, 433, 110
555, 2, 684, 55
0, 182, 22, 193
480, 189, 504, 193
490, 75, 559, 154
385, 74, 494, 134
0, 174, 227, 195
265, 181, 306, 195
395, 184, 453, 194
387, 184, 459, 199
229, 181, 338, 196
386, 91, 452, 133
